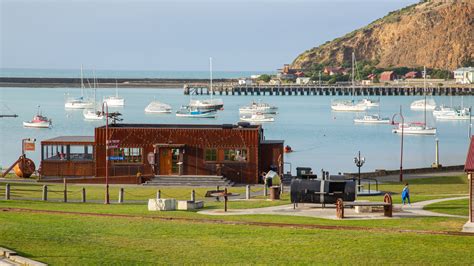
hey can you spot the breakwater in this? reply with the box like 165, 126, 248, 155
0, 77, 234, 88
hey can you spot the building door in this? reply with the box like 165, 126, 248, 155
159, 148, 172, 175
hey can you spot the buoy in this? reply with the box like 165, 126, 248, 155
284, 145, 293, 153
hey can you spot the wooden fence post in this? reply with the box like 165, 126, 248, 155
63, 178, 67, 203
246, 185, 250, 200
42, 185, 48, 201
157, 190, 161, 199
264, 185, 268, 197
118, 188, 124, 203
81, 187, 86, 203
191, 190, 195, 202
5, 184, 10, 200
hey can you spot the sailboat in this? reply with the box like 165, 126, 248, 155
354, 98, 390, 124
393, 67, 436, 135
65, 66, 95, 109
188, 57, 224, 111
103, 80, 125, 107
435, 97, 472, 120
83, 71, 105, 120
331, 52, 368, 112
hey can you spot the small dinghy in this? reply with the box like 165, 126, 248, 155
23, 106, 52, 128
83, 109, 105, 120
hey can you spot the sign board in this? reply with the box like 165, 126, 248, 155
23, 141, 35, 151
106, 140, 120, 149
108, 156, 124, 161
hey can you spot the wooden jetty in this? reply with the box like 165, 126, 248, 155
184, 83, 474, 96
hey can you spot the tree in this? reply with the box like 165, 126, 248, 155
257, 74, 271, 83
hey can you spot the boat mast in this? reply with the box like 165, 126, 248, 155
80, 65, 84, 97
423, 66, 426, 127
115, 79, 118, 97
210, 57, 213, 100
352, 52, 355, 100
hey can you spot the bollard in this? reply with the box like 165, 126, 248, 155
264, 185, 268, 197
42, 185, 48, 201
63, 178, 68, 203
81, 187, 86, 203
118, 187, 124, 203
280, 183, 284, 195
157, 190, 161, 199
5, 184, 10, 200
217, 185, 220, 191
191, 190, 195, 202
246, 185, 250, 200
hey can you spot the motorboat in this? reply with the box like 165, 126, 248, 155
240, 113, 274, 122
103, 81, 125, 107
23, 106, 52, 128
435, 107, 472, 120
176, 106, 217, 118
354, 114, 390, 124
239, 100, 278, 114
331, 100, 368, 112
144, 101, 172, 113
83, 109, 104, 120
410, 98, 436, 111
433, 105, 456, 117
392, 123, 436, 135
359, 98, 379, 107
189, 98, 224, 111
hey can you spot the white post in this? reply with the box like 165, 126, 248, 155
246, 185, 250, 200
118, 187, 124, 203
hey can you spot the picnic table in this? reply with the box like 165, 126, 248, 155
336, 193, 393, 219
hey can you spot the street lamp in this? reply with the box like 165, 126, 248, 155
353, 151, 365, 193
392, 105, 405, 182
101, 102, 110, 205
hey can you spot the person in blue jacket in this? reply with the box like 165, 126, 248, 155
402, 183, 410, 205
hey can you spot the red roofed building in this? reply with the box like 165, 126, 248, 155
405, 71, 421, 79
380, 71, 396, 82
463, 136, 474, 232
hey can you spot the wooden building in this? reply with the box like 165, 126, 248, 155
39, 123, 284, 184
463, 137, 474, 232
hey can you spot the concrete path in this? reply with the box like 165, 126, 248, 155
198, 196, 469, 220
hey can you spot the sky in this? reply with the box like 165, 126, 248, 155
0, 0, 418, 71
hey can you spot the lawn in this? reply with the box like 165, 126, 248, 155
424, 198, 469, 216
1, 211, 474, 265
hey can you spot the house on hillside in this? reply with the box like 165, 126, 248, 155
323, 67, 348, 76
405, 71, 421, 79
454, 67, 474, 84
380, 71, 396, 82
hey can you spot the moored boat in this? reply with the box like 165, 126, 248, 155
240, 113, 274, 122
23, 106, 52, 128
392, 123, 436, 135
359, 98, 380, 107
176, 106, 217, 118
435, 107, 472, 120
239, 100, 278, 114
331, 100, 368, 112
83, 109, 105, 120
354, 114, 390, 124
145, 101, 172, 113
410, 98, 436, 111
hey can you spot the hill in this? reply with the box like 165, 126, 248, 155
291, 1, 473, 71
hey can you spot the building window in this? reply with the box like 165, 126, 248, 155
205, 149, 217, 161
224, 149, 247, 162
43, 144, 93, 161
110, 147, 143, 164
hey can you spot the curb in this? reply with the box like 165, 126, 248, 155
0, 247, 47, 266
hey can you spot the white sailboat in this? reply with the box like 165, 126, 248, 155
435, 107, 472, 120
331, 52, 368, 112
433, 105, 456, 117
359, 98, 380, 107
65, 66, 95, 109
410, 98, 436, 111
239, 100, 278, 114
83, 72, 105, 120
103, 80, 125, 107
354, 114, 390, 124
189, 57, 224, 111
176, 106, 217, 118
394, 67, 437, 135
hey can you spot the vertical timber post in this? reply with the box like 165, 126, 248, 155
63, 178, 67, 203
5, 184, 10, 200
118, 187, 124, 203
42, 185, 48, 201
157, 190, 161, 199
191, 190, 195, 202
82, 187, 86, 203
264, 185, 268, 197
246, 185, 250, 200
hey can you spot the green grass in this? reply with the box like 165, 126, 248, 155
425, 199, 469, 216
1, 211, 474, 264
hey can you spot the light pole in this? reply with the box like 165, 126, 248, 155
392, 105, 405, 182
101, 102, 110, 204
353, 151, 365, 193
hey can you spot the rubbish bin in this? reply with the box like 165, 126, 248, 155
269, 186, 281, 200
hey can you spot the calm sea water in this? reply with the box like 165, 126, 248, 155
0, 68, 273, 79
1, 86, 473, 174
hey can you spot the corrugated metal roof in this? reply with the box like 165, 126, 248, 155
98, 123, 261, 130
41, 136, 94, 143
464, 136, 474, 171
